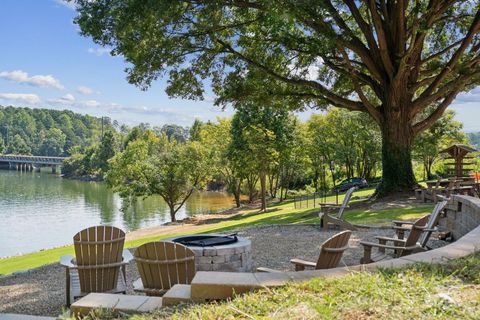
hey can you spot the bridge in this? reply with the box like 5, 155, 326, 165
0, 154, 67, 173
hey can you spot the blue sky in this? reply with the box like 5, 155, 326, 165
0, 0, 479, 131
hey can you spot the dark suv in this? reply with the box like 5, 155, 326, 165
332, 178, 368, 193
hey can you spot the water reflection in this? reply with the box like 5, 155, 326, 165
0, 170, 235, 257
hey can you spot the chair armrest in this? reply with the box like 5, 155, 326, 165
319, 203, 350, 208
60, 255, 76, 268
122, 249, 134, 263
374, 236, 407, 243
359, 241, 405, 251
290, 258, 316, 268
392, 220, 414, 226
256, 267, 282, 273
392, 226, 411, 231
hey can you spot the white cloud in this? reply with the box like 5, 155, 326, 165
76, 86, 94, 95
287, 58, 323, 81
53, 0, 76, 9
81, 100, 100, 108
0, 93, 41, 104
88, 47, 112, 57
59, 93, 76, 103
49, 94, 76, 105
0, 70, 64, 90
453, 87, 480, 104
49, 94, 100, 108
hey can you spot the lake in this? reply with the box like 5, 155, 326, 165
0, 170, 236, 258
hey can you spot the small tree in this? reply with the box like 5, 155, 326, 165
106, 131, 209, 222
200, 118, 243, 207
413, 109, 467, 180
189, 119, 204, 142
229, 104, 290, 211
93, 130, 117, 173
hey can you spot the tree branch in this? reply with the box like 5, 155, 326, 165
215, 38, 365, 111
418, 9, 480, 100
413, 91, 459, 134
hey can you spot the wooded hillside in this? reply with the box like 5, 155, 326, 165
0, 106, 111, 156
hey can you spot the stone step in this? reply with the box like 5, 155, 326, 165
70, 293, 162, 317
190, 271, 263, 300
163, 284, 195, 306
0, 314, 56, 320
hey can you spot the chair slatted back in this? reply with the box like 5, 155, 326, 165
403, 215, 430, 250
316, 230, 352, 269
134, 241, 196, 295
418, 200, 447, 247
336, 187, 357, 219
73, 226, 125, 293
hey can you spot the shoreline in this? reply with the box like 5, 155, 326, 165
60, 174, 103, 182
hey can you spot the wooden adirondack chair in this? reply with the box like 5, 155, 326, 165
392, 200, 447, 249
60, 226, 133, 306
257, 230, 351, 272
360, 215, 430, 264
133, 241, 196, 296
319, 187, 357, 231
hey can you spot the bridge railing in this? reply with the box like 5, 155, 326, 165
0, 154, 66, 165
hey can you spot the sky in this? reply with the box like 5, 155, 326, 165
0, 0, 479, 131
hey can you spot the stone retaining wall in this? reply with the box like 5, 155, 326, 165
440, 195, 480, 240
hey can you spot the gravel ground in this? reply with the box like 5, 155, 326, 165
0, 225, 448, 317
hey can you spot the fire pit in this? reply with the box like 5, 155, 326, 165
167, 234, 252, 272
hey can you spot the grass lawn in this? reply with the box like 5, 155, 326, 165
0, 187, 433, 276
64, 253, 480, 320
147, 253, 480, 320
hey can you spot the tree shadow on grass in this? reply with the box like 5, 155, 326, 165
204, 208, 320, 234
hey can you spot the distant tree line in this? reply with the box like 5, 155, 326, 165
0, 106, 112, 156
467, 132, 480, 150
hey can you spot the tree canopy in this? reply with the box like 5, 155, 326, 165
106, 130, 210, 221
75, 0, 480, 195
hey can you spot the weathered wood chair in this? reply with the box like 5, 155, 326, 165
319, 187, 357, 230
257, 230, 352, 272
60, 226, 133, 306
133, 241, 196, 296
392, 200, 448, 249
360, 215, 430, 264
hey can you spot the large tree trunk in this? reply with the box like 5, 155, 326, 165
377, 111, 416, 196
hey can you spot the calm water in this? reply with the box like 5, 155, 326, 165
0, 170, 235, 258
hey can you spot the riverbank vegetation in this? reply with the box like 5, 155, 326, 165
0, 187, 435, 276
